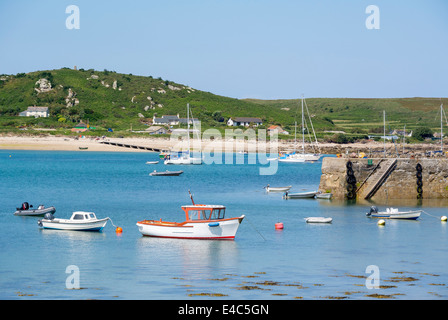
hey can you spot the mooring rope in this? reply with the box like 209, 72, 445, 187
245, 216, 266, 241
108, 217, 118, 228
421, 210, 440, 219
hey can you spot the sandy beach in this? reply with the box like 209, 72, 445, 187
0, 134, 440, 155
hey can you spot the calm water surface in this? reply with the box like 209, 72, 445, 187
1, 150, 447, 300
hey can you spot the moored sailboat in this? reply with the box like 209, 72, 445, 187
164, 103, 203, 165
278, 96, 321, 163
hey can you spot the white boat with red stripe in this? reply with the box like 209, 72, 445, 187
136, 192, 245, 240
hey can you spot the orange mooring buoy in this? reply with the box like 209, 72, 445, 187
275, 222, 284, 229
116, 227, 123, 233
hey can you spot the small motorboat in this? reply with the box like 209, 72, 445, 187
38, 211, 109, 231
146, 161, 159, 164
14, 202, 56, 217
305, 217, 333, 223
136, 191, 245, 240
366, 206, 422, 220
149, 170, 184, 176
283, 191, 318, 199
264, 184, 292, 193
315, 192, 332, 199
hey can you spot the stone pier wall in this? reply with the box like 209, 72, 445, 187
319, 157, 448, 200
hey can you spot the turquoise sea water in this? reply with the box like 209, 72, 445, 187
0, 150, 447, 300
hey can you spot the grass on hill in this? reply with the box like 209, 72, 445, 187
0, 68, 447, 143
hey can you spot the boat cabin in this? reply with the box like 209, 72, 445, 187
71, 211, 97, 221
181, 205, 226, 221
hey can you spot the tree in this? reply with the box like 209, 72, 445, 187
414, 127, 433, 141
212, 111, 224, 122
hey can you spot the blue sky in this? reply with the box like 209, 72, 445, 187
0, 0, 447, 99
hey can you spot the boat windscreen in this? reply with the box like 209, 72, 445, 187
211, 208, 225, 219
188, 210, 202, 220
187, 207, 226, 221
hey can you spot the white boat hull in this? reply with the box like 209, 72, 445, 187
305, 217, 333, 223
164, 157, 202, 165
283, 191, 318, 199
136, 216, 245, 240
278, 157, 305, 163
40, 218, 109, 231
368, 210, 422, 220
315, 193, 332, 199
278, 154, 321, 163
266, 186, 292, 192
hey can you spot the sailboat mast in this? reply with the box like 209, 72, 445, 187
301, 95, 305, 154
187, 103, 190, 153
294, 121, 297, 153
441, 103, 443, 152
403, 124, 406, 155
383, 110, 386, 157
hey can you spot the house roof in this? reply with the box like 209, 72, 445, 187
161, 115, 179, 120
233, 117, 262, 123
26, 106, 48, 112
153, 118, 170, 123
74, 122, 88, 128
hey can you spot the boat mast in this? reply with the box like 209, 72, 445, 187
187, 103, 190, 154
188, 190, 195, 205
383, 110, 386, 157
441, 103, 444, 152
294, 121, 297, 153
301, 95, 305, 154
403, 124, 406, 155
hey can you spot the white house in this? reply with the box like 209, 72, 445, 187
227, 117, 263, 127
145, 126, 168, 135
153, 114, 200, 126
267, 125, 289, 135
153, 115, 179, 125
19, 106, 49, 118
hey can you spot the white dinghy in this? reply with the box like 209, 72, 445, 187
264, 184, 292, 193
305, 217, 333, 223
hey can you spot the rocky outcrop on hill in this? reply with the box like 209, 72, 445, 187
35, 78, 52, 93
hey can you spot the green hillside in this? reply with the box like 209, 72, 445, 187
245, 97, 448, 133
0, 68, 446, 140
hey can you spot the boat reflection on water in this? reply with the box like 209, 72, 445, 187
136, 237, 239, 279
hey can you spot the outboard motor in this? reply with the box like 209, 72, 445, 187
44, 213, 55, 221
366, 206, 378, 216
22, 202, 30, 210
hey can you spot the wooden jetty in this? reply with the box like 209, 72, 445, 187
99, 141, 161, 152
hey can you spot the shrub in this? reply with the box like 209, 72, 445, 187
414, 127, 433, 141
